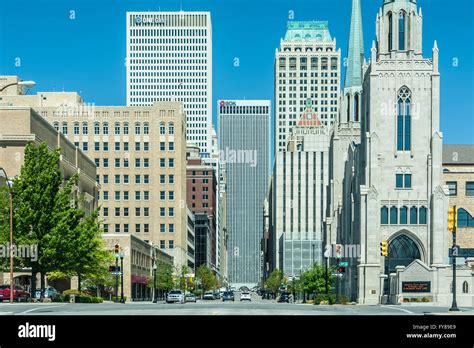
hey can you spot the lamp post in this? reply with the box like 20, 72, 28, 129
0, 80, 36, 92
119, 250, 125, 303
450, 205, 459, 312
114, 252, 119, 303
153, 249, 157, 303
0, 168, 13, 305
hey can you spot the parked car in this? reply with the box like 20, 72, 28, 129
213, 292, 221, 299
240, 292, 252, 301
0, 285, 30, 302
203, 291, 215, 300
277, 292, 291, 303
166, 290, 185, 304
222, 291, 235, 302
185, 293, 197, 303
35, 287, 59, 300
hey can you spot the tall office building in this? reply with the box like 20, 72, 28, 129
126, 11, 213, 155
274, 21, 340, 154
218, 100, 271, 286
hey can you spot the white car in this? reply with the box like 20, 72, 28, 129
166, 290, 185, 304
240, 292, 252, 301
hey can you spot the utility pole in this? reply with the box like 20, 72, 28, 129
448, 206, 459, 312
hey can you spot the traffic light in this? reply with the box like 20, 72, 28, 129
338, 267, 346, 273
114, 244, 120, 254
448, 207, 457, 232
380, 241, 388, 257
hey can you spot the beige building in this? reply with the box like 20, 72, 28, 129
0, 106, 97, 286
0, 75, 192, 272
443, 145, 474, 260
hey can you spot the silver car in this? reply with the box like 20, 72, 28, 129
166, 290, 185, 304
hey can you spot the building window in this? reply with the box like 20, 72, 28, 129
160, 191, 165, 200
135, 191, 141, 200
390, 206, 398, 225
399, 12, 406, 50
160, 122, 166, 135
160, 142, 165, 151
115, 142, 120, 151
419, 206, 427, 224
103, 122, 109, 135
144, 207, 149, 216
466, 182, 474, 196
62, 122, 68, 135
169, 240, 174, 249
124, 142, 129, 151
82, 122, 88, 135
135, 142, 141, 151
135, 224, 141, 233
160, 240, 165, 249
123, 122, 129, 135
82, 142, 88, 151
144, 142, 149, 151
160, 158, 166, 168
144, 191, 149, 200
169, 208, 174, 217
124, 224, 129, 233
144, 224, 149, 233
446, 182, 457, 196
115, 191, 120, 200
123, 175, 129, 184
115, 159, 120, 168
144, 122, 149, 135
463, 281, 469, 294
388, 12, 393, 51
103, 142, 109, 151
169, 191, 174, 200
103, 158, 109, 168
135, 122, 141, 135
160, 207, 165, 217
169, 158, 174, 168
169, 224, 174, 233
169, 142, 174, 151
396, 173, 412, 189
103, 224, 109, 233
458, 208, 474, 228
115, 122, 120, 135
160, 175, 166, 184
124, 208, 129, 217
144, 158, 149, 168
74, 122, 80, 135
169, 175, 174, 184
94, 122, 100, 135
144, 175, 149, 184
135, 207, 141, 217
124, 159, 129, 168
135, 158, 141, 168
397, 86, 411, 151
103, 175, 109, 184
169, 123, 174, 135
135, 175, 141, 184
400, 206, 408, 224
103, 191, 109, 200
103, 207, 108, 217
160, 224, 166, 233
123, 191, 129, 200
115, 207, 120, 217
410, 206, 418, 224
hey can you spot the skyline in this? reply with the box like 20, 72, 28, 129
0, 0, 473, 147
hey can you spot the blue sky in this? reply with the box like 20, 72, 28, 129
0, 0, 473, 144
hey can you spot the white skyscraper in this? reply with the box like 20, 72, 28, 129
126, 11, 213, 154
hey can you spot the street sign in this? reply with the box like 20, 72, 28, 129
452, 245, 460, 257
339, 261, 348, 267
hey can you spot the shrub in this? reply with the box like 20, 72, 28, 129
52, 294, 65, 303
403, 298, 410, 302
314, 294, 337, 305
111, 296, 127, 302
339, 295, 350, 305
410, 297, 418, 302
421, 297, 430, 303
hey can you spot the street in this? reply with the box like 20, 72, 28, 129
1, 292, 473, 316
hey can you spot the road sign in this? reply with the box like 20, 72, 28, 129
339, 261, 348, 267
452, 245, 460, 257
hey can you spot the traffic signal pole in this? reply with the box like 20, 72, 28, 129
450, 205, 459, 312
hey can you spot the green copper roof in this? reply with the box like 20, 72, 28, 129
284, 21, 332, 42
344, 0, 365, 89
384, 0, 416, 4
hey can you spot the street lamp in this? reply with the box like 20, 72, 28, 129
114, 245, 120, 303
0, 80, 36, 92
119, 250, 125, 304
0, 168, 14, 305
153, 261, 157, 304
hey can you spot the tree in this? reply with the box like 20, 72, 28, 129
195, 265, 217, 297
177, 265, 190, 292
264, 269, 284, 296
300, 263, 336, 296
149, 260, 174, 299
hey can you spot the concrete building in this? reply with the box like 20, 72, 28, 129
0, 79, 191, 272
0, 106, 97, 287
272, 100, 331, 277
186, 145, 217, 269
337, 0, 466, 305
274, 21, 340, 154
218, 100, 270, 287
126, 12, 213, 155
443, 145, 474, 261
102, 234, 174, 301
194, 213, 212, 269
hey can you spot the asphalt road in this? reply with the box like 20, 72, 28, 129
0, 293, 473, 316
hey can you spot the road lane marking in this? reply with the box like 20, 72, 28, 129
19, 304, 67, 314
381, 305, 415, 314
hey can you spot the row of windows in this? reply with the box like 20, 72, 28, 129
447, 181, 474, 197
104, 206, 176, 218
97, 174, 174, 185
218, 106, 269, 115
278, 57, 338, 70
93, 157, 174, 168
104, 223, 177, 235
381, 206, 427, 225
99, 191, 175, 201
53, 121, 175, 136
279, 46, 335, 53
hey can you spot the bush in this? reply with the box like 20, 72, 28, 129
409, 297, 418, 302
314, 294, 336, 305
421, 297, 430, 303
52, 294, 65, 303
339, 295, 350, 305
111, 296, 127, 302
403, 298, 410, 302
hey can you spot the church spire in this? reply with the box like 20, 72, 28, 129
344, 0, 365, 90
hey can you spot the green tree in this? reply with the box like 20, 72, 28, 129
177, 265, 190, 291
195, 265, 217, 297
148, 261, 174, 299
300, 263, 336, 296
264, 269, 284, 296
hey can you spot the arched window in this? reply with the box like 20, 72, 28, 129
123, 122, 129, 135
103, 122, 109, 135
463, 281, 469, 294
381, 206, 389, 225
160, 122, 166, 135
399, 12, 406, 50
114, 122, 120, 135
400, 206, 408, 224
62, 122, 68, 135
346, 94, 351, 123
144, 122, 149, 135
410, 206, 418, 224
390, 206, 398, 225
388, 12, 393, 51
94, 122, 100, 135
53, 122, 59, 132
82, 122, 88, 135
74, 122, 80, 135
135, 122, 141, 135
168, 122, 175, 135
458, 208, 474, 227
354, 94, 360, 122
419, 206, 427, 224
397, 86, 411, 151
386, 234, 421, 275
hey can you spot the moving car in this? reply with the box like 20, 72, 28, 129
277, 292, 291, 303
166, 290, 185, 304
203, 291, 215, 300
185, 293, 197, 303
222, 291, 235, 302
35, 287, 59, 300
240, 292, 252, 301
0, 285, 30, 302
